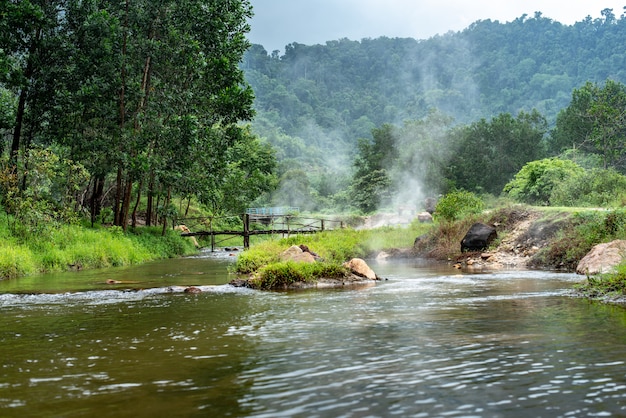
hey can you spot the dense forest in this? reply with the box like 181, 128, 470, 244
0, 0, 276, 232
3, 2, 626, 235
244, 7, 626, 212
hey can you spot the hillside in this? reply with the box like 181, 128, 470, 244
242, 9, 626, 211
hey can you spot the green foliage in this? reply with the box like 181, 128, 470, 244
434, 190, 484, 222
577, 263, 626, 298
249, 262, 348, 290
550, 168, 626, 207
503, 158, 584, 205
447, 111, 548, 195
1, 0, 259, 230
0, 206, 196, 279
0, 245, 37, 279
551, 80, 626, 171
349, 113, 456, 213
245, 13, 626, 205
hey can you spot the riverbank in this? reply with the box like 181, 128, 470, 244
230, 205, 624, 291
411, 205, 626, 304
412, 206, 605, 270
0, 219, 197, 280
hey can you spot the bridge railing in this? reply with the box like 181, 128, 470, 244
176, 213, 344, 250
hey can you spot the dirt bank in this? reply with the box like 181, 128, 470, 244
413, 207, 575, 270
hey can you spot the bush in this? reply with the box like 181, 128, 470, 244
503, 158, 584, 205
576, 263, 626, 298
550, 168, 626, 207
434, 189, 484, 222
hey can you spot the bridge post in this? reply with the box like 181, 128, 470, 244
242, 213, 250, 249
210, 217, 215, 252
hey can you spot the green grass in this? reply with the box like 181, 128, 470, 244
575, 263, 626, 299
248, 261, 349, 290
0, 211, 198, 280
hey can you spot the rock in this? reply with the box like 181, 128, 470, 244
343, 258, 377, 280
280, 245, 316, 263
576, 240, 626, 275
376, 251, 391, 261
461, 223, 497, 252
299, 244, 321, 259
424, 197, 437, 214
184, 286, 202, 294
417, 212, 433, 223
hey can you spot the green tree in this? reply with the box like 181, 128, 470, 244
550, 167, 626, 207
551, 80, 626, 171
350, 124, 398, 212
0, 0, 67, 172
447, 110, 548, 195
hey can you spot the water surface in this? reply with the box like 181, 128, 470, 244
1, 254, 625, 417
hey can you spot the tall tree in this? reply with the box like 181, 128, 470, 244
0, 0, 67, 171
447, 110, 548, 194
551, 80, 626, 171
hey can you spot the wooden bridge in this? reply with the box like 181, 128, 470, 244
176, 213, 345, 250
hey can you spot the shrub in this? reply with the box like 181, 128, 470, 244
434, 189, 484, 222
550, 168, 626, 207
503, 158, 584, 205
576, 263, 626, 298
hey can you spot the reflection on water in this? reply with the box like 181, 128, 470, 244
1, 255, 626, 417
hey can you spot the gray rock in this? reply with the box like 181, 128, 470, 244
576, 240, 626, 275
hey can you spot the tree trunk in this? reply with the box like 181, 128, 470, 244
131, 179, 143, 228
146, 173, 154, 226
185, 196, 191, 217
10, 89, 27, 172
121, 176, 133, 232
113, 167, 123, 226
161, 186, 171, 236
90, 175, 105, 227
10, 29, 39, 172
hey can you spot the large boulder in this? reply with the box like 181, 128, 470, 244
461, 223, 497, 252
576, 240, 626, 275
280, 245, 317, 263
343, 258, 377, 280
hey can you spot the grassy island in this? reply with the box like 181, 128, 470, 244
233, 222, 433, 289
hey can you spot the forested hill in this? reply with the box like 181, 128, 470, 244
243, 9, 624, 151
244, 9, 626, 133
241, 8, 626, 212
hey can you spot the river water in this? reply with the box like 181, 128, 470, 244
1, 251, 625, 417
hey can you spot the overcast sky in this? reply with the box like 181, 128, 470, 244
247, 1, 626, 53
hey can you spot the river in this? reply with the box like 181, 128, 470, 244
0, 250, 625, 417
